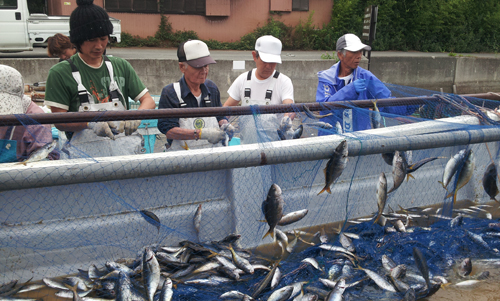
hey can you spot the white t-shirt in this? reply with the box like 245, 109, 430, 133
227, 69, 294, 106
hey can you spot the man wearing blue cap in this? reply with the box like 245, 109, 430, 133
316, 33, 416, 134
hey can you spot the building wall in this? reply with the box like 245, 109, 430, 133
47, 0, 333, 42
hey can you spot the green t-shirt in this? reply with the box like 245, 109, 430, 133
45, 54, 147, 112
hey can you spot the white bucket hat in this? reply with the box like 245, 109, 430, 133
0, 65, 24, 115
255, 35, 282, 64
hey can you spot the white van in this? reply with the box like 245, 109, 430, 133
0, 0, 121, 53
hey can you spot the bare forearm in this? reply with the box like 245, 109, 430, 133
166, 128, 200, 141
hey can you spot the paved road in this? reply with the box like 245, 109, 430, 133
1, 47, 499, 60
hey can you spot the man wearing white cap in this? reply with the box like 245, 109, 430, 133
158, 40, 233, 150
223, 35, 295, 144
0, 65, 58, 163
316, 33, 416, 133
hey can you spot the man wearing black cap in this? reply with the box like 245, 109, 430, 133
316, 33, 416, 134
45, 0, 156, 157
158, 40, 233, 150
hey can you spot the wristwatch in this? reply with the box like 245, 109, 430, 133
194, 129, 199, 141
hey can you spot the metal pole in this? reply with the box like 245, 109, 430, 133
0, 93, 499, 126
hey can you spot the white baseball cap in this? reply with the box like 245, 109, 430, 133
177, 40, 216, 68
0, 65, 24, 115
336, 33, 371, 52
255, 35, 282, 64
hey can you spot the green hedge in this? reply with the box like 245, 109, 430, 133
118, 1, 500, 53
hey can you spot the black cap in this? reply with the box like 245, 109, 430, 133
69, 0, 113, 45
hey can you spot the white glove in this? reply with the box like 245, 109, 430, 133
220, 123, 235, 140
88, 122, 116, 140
200, 128, 226, 144
278, 116, 293, 132
123, 120, 141, 136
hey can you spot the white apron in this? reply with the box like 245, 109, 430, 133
239, 70, 281, 144
62, 56, 144, 159
169, 82, 221, 151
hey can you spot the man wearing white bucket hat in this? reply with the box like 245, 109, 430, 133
316, 33, 416, 134
158, 40, 233, 151
0, 65, 57, 163
223, 35, 295, 144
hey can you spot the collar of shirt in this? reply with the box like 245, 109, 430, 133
179, 76, 210, 106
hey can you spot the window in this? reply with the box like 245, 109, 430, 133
0, 0, 18, 9
160, 0, 205, 15
105, 0, 158, 13
292, 0, 308, 11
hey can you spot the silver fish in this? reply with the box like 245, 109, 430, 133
482, 162, 499, 200
271, 267, 281, 290
278, 209, 308, 226
17, 140, 57, 165
373, 172, 387, 224
140, 210, 161, 233
319, 244, 358, 261
381, 255, 397, 272
391, 264, 407, 279
440, 149, 468, 189
447, 150, 475, 204
252, 261, 280, 298
220, 291, 255, 300
184, 275, 232, 286
458, 258, 472, 277
370, 99, 382, 129
394, 219, 406, 232
454, 279, 481, 287
318, 140, 348, 195
326, 277, 346, 301
388, 276, 410, 293
359, 267, 397, 292
335, 121, 343, 135
193, 204, 202, 240
193, 261, 220, 274
116, 271, 134, 301
306, 121, 333, 130
262, 184, 285, 240
158, 278, 173, 301
412, 247, 430, 291
267, 285, 293, 301
302, 258, 323, 271
229, 244, 254, 274
388, 151, 408, 193
142, 247, 160, 301
296, 293, 318, 301
275, 229, 289, 254
338, 233, 355, 253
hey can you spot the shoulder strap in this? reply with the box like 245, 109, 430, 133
244, 70, 252, 101
103, 55, 125, 103
67, 58, 93, 105
264, 71, 280, 102
173, 82, 187, 108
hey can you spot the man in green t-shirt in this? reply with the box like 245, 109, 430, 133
45, 0, 156, 157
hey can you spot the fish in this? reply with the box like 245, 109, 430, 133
303, 104, 332, 119
213, 233, 242, 246
373, 172, 387, 224
391, 264, 407, 279
388, 151, 411, 193
388, 275, 410, 293
401, 288, 416, 301
325, 278, 346, 301
63, 283, 84, 301
181, 141, 190, 150
370, 99, 382, 129
358, 267, 397, 292
0, 281, 18, 295
412, 247, 431, 293
229, 244, 254, 274
454, 279, 481, 287
220, 291, 255, 300
142, 247, 160, 301
319, 227, 328, 244
278, 209, 308, 226
17, 140, 57, 165
394, 219, 406, 232
252, 261, 280, 298
293, 125, 303, 139
319, 245, 359, 262
270, 267, 281, 290
297, 293, 319, 301
382, 152, 394, 166
139, 210, 161, 233
275, 229, 289, 254
458, 258, 472, 277
116, 271, 134, 301
302, 258, 323, 272
193, 204, 202, 240
318, 140, 348, 195
184, 275, 232, 286
338, 232, 355, 253
262, 183, 285, 240
446, 150, 475, 204
482, 162, 499, 201
306, 121, 333, 130
157, 278, 173, 301
327, 260, 344, 280
335, 121, 343, 135
440, 149, 468, 189
267, 285, 293, 301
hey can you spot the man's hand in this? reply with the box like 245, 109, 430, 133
278, 116, 293, 133
200, 128, 225, 144
123, 120, 142, 136
220, 123, 235, 140
88, 122, 116, 140
354, 79, 366, 93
